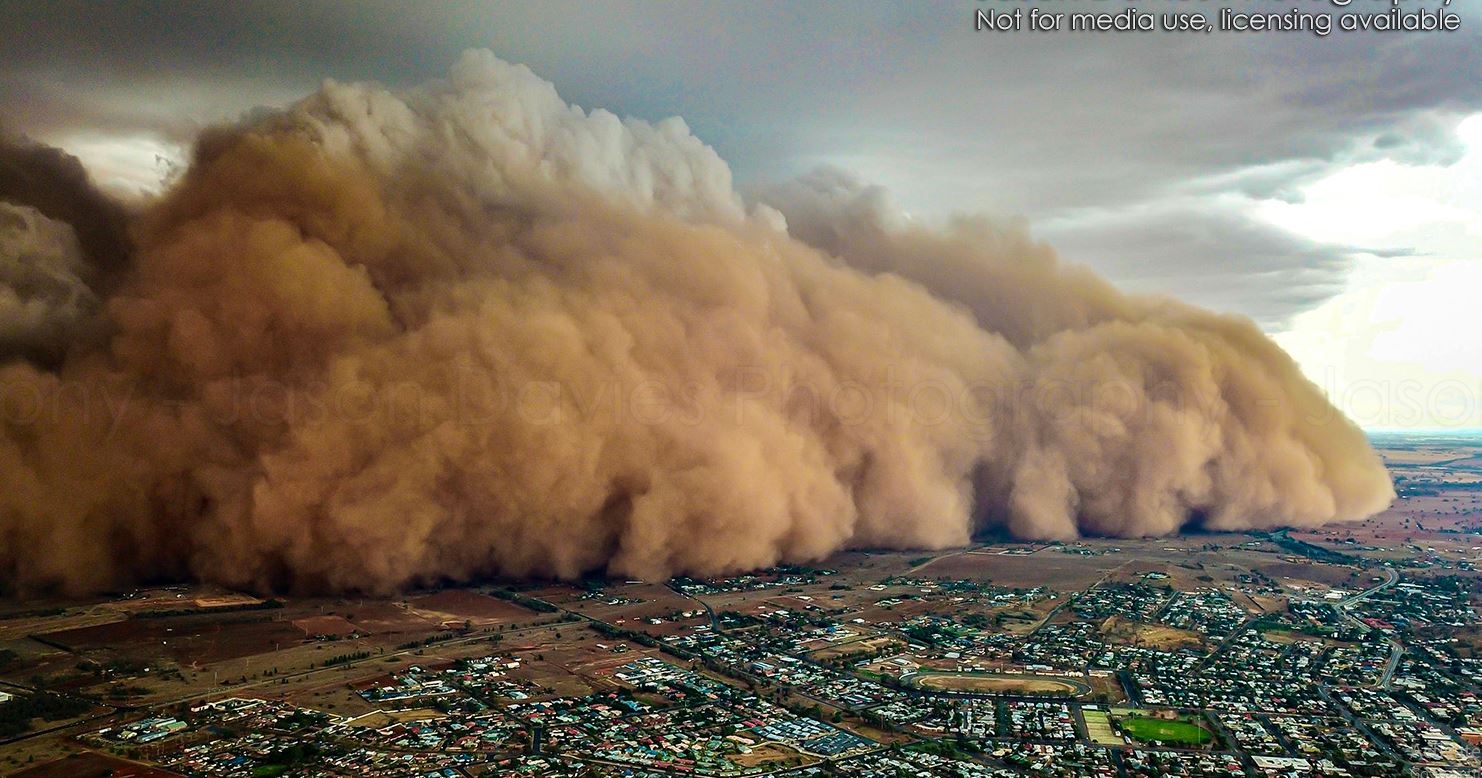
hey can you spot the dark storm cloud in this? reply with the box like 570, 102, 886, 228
0, 135, 131, 362
1, 0, 1478, 327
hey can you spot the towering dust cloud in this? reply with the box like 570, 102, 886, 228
0, 51, 1392, 595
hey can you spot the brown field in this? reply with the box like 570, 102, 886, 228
334, 602, 441, 638
1089, 674, 1128, 703
1244, 594, 1287, 613
1452, 632, 1482, 659
405, 590, 534, 623
1100, 552, 1264, 592
994, 608, 1063, 635
489, 631, 648, 698
1100, 617, 1203, 651
0, 640, 80, 684
1260, 628, 1337, 646
285, 676, 386, 718
0, 610, 126, 643
1255, 561, 1364, 591
811, 635, 900, 661
911, 671, 1088, 696
46, 616, 304, 665
12, 752, 184, 777
731, 742, 812, 768
386, 707, 447, 722
292, 615, 359, 637
923, 551, 1124, 591
1379, 447, 1476, 465
847, 599, 942, 625
192, 594, 264, 609
549, 582, 704, 635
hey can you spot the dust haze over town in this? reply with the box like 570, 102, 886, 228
0, 2, 1480, 777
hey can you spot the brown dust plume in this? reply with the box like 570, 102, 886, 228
0, 52, 1392, 594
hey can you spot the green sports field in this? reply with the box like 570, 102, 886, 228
1118, 716, 1214, 746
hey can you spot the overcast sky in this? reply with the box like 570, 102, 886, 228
3, 0, 1479, 428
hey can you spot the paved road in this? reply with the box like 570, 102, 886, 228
1279, 564, 1403, 689
1342, 566, 1399, 607
1335, 566, 1403, 689
1320, 684, 1410, 767
1029, 560, 1135, 636
666, 582, 718, 631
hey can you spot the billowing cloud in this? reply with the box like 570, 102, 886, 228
0, 203, 96, 355
6, 2, 1480, 332
0, 136, 131, 361
0, 52, 1392, 596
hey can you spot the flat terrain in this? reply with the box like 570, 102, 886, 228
1082, 709, 1124, 746
1117, 715, 1214, 747
910, 671, 1088, 697
10, 753, 182, 777
0, 432, 1478, 776
1099, 616, 1204, 651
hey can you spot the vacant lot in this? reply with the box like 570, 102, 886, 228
292, 615, 359, 637
730, 742, 812, 769
922, 551, 1121, 590
1100, 617, 1203, 651
811, 635, 900, 662
1257, 561, 1364, 590
406, 590, 535, 623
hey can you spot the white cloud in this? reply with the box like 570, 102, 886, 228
55, 132, 184, 199
1270, 113, 1482, 428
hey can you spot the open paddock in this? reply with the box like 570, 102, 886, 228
904, 671, 1090, 698
406, 590, 536, 623
44, 616, 303, 666
11, 752, 184, 778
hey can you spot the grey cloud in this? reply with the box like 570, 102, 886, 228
1038, 203, 1401, 330
0, 135, 132, 362
762, 166, 1387, 330
0, 203, 96, 358
1, 0, 1478, 330
4, 2, 1479, 207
